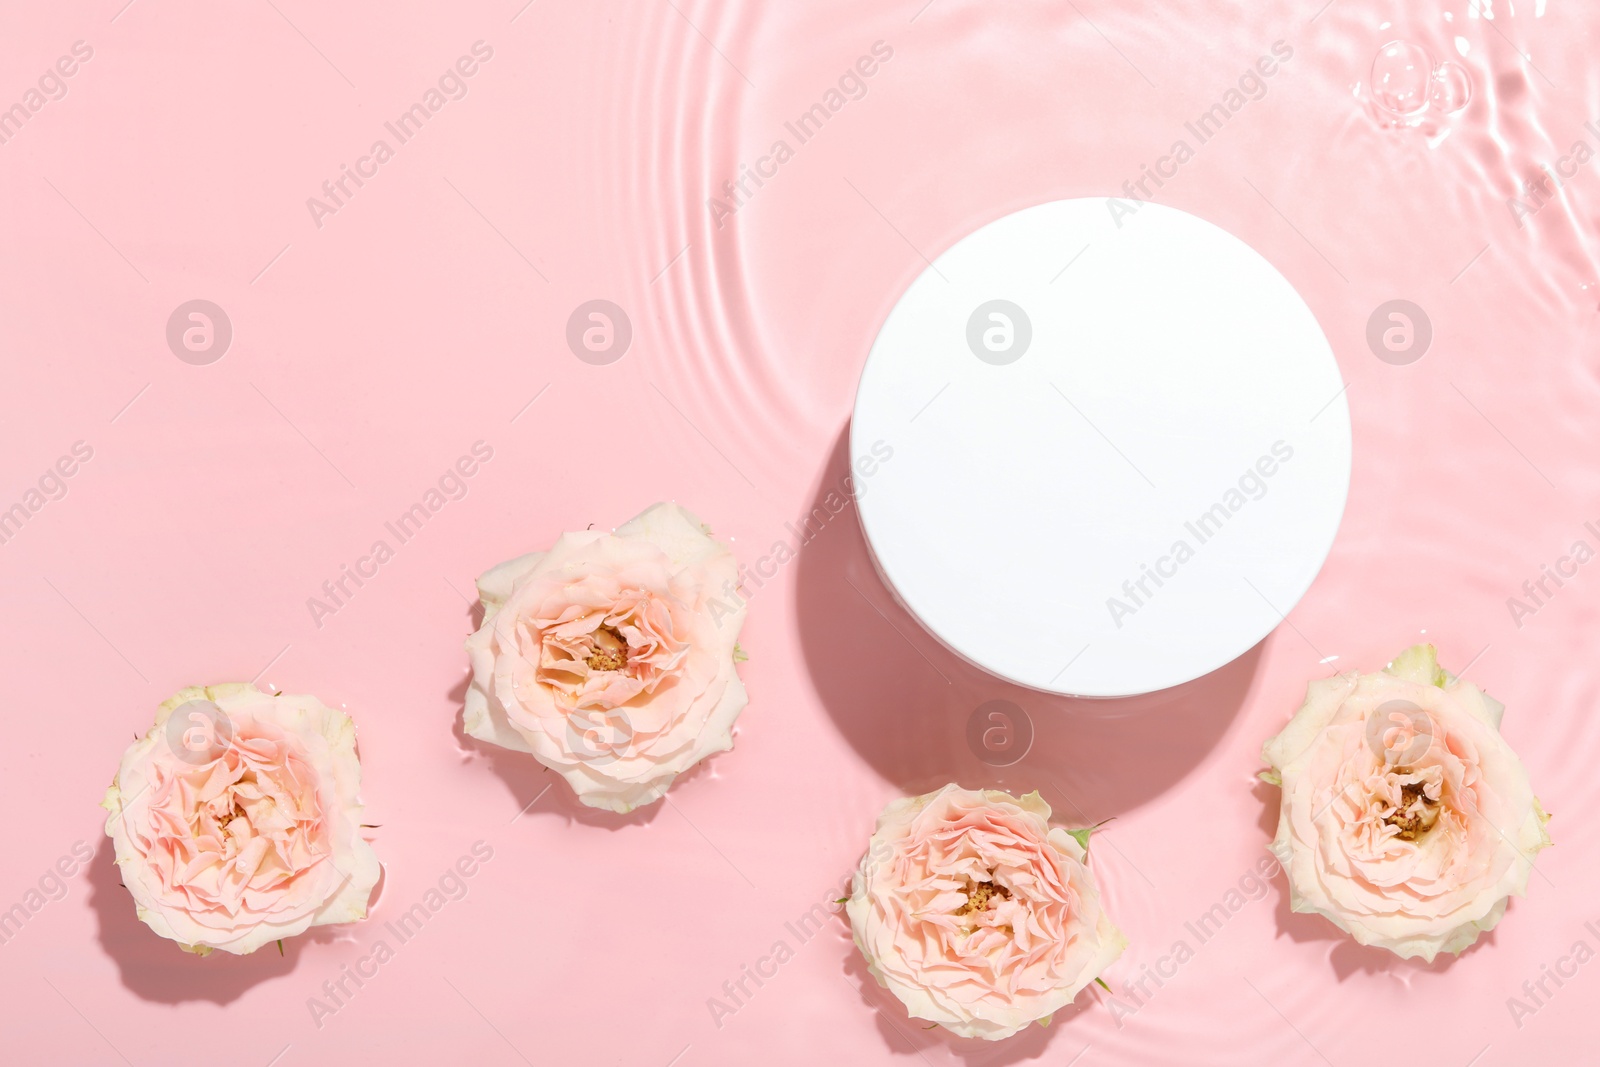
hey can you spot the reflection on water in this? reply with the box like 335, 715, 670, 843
582, 0, 1600, 1059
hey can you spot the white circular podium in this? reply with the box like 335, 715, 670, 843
850, 198, 1351, 697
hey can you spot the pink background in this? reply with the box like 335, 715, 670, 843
2, 1, 1599, 1064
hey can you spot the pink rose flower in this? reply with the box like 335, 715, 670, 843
101, 683, 380, 956
846, 784, 1126, 1040
462, 502, 748, 813
1261, 643, 1551, 960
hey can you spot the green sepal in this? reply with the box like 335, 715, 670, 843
1067, 817, 1115, 854
1385, 643, 1446, 687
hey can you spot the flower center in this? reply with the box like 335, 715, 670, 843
955, 873, 1011, 917
1382, 772, 1441, 842
210, 798, 252, 845
584, 625, 629, 672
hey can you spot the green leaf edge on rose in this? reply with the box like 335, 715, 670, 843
1385, 643, 1446, 687
1066, 818, 1114, 854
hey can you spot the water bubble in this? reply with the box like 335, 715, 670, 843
1430, 61, 1473, 114
1371, 41, 1435, 121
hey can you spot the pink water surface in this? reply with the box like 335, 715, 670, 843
3, 1, 1600, 1064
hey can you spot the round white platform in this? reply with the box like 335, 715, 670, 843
850, 198, 1351, 697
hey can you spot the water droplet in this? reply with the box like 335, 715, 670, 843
1371, 40, 1435, 120
1430, 61, 1473, 113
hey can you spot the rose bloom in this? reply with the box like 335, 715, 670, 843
847, 784, 1126, 1040
462, 502, 748, 814
1261, 644, 1551, 961
101, 683, 380, 956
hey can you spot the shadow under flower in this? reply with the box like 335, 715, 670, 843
87, 840, 339, 1005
